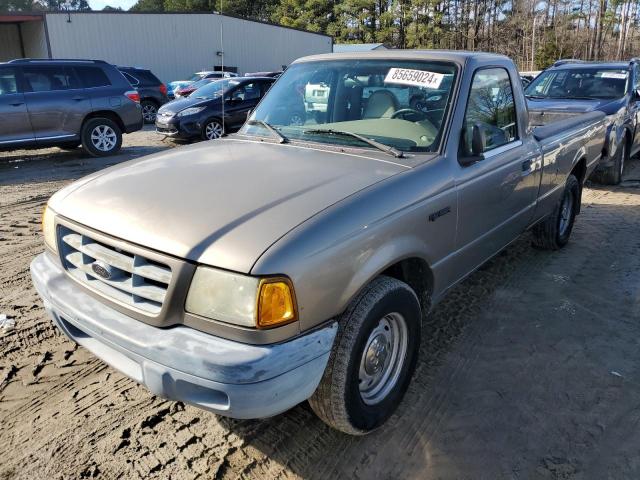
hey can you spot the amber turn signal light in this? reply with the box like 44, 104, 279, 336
256, 278, 298, 329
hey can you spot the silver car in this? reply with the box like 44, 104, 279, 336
31, 51, 606, 434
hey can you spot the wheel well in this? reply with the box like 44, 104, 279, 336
83, 110, 125, 133
381, 257, 434, 317
141, 97, 159, 106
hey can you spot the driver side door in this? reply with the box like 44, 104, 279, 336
452, 67, 541, 279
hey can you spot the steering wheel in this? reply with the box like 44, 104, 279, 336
391, 108, 426, 121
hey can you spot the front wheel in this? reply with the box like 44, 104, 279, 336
309, 276, 421, 435
531, 174, 580, 250
592, 137, 628, 185
81, 118, 122, 157
201, 119, 224, 140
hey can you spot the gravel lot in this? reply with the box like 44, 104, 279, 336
1, 128, 639, 479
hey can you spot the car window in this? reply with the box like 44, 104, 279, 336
525, 67, 628, 100
260, 80, 274, 95
463, 67, 518, 154
23, 66, 79, 92
635, 65, 640, 92
231, 82, 260, 101
123, 69, 160, 86
77, 66, 112, 88
0, 67, 19, 95
120, 71, 139, 87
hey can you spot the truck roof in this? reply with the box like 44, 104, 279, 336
294, 50, 511, 66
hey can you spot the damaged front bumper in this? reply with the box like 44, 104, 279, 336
30, 252, 336, 419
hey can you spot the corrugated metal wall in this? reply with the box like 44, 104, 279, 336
0, 24, 24, 61
45, 13, 332, 82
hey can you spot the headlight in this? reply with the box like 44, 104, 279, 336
177, 107, 205, 117
42, 204, 57, 253
185, 266, 298, 329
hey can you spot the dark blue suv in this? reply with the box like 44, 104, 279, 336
525, 58, 640, 184
0, 59, 143, 156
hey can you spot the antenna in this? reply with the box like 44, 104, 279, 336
219, 1, 225, 137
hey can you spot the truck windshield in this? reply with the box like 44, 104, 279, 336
241, 59, 457, 153
525, 68, 629, 100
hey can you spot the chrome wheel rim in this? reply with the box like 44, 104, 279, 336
289, 114, 304, 126
142, 103, 157, 122
559, 191, 574, 236
90, 125, 117, 152
358, 312, 408, 405
205, 121, 223, 139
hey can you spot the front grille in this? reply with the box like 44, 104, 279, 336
58, 226, 172, 314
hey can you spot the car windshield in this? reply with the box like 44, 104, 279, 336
240, 59, 457, 153
525, 67, 629, 100
187, 78, 212, 90
192, 79, 239, 99
188, 73, 206, 82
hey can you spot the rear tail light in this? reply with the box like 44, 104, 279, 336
125, 90, 140, 103
159, 84, 167, 96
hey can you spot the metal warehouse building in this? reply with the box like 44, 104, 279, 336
0, 12, 332, 81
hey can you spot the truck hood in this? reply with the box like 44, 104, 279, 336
50, 138, 406, 273
527, 97, 625, 124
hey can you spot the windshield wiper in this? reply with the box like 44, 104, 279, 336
246, 119, 288, 144
303, 128, 404, 158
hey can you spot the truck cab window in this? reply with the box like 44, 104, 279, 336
463, 68, 518, 154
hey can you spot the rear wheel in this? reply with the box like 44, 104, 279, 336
141, 100, 158, 123
309, 276, 421, 435
532, 174, 579, 250
81, 118, 122, 157
201, 119, 224, 140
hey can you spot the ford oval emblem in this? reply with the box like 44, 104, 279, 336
91, 261, 112, 280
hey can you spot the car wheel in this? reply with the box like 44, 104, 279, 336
141, 100, 158, 123
202, 119, 224, 140
81, 118, 122, 157
309, 276, 421, 435
591, 136, 628, 185
531, 174, 580, 250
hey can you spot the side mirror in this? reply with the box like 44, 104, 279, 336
471, 123, 486, 156
460, 124, 485, 166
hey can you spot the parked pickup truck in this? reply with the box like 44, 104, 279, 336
525, 58, 640, 184
31, 51, 606, 435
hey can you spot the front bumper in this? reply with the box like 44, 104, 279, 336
30, 253, 336, 419
155, 115, 201, 138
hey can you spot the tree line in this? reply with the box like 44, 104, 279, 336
3, 0, 639, 69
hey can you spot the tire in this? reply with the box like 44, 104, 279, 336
141, 100, 158, 124
591, 136, 628, 185
309, 276, 421, 435
81, 118, 122, 157
532, 174, 580, 250
201, 118, 224, 140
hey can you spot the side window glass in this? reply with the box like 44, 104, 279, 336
243, 82, 260, 100
77, 66, 113, 88
23, 66, 77, 92
634, 66, 640, 92
463, 67, 518, 154
0, 68, 18, 95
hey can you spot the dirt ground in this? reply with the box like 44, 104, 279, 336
1, 129, 639, 480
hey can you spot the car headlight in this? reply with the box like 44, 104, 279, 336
177, 107, 205, 117
42, 204, 57, 253
185, 266, 297, 329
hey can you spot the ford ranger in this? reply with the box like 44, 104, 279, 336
31, 51, 606, 435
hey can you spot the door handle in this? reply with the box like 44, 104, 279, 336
72, 96, 86, 101
9, 101, 23, 107
522, 159, 533, 172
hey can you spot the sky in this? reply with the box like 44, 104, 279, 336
87, 0, 137, 10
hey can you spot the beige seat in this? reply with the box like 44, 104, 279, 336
363, 90, 398, 119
